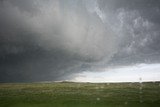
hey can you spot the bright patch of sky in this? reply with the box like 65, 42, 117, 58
73, 63, 160, 83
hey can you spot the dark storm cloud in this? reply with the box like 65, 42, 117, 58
0, 0, 117, 82
96, 0, 160, 66
0, 0, 160, 82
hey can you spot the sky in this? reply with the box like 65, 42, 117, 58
0, 0, 160, 82
73, 64, 160, 83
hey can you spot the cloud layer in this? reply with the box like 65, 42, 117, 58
0, 0, 160, 82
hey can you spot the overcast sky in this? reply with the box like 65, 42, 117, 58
0, 0, 160, 82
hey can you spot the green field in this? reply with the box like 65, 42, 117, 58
0, 82, 160, 107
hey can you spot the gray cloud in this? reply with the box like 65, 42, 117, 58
0, 0, 160, 82
96, 0, 160, 66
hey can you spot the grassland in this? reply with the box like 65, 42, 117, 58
0, 82, 160, 107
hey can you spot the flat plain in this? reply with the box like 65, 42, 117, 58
0, 82, 160, 107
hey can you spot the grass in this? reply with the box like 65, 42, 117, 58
0, 82, 160, 107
